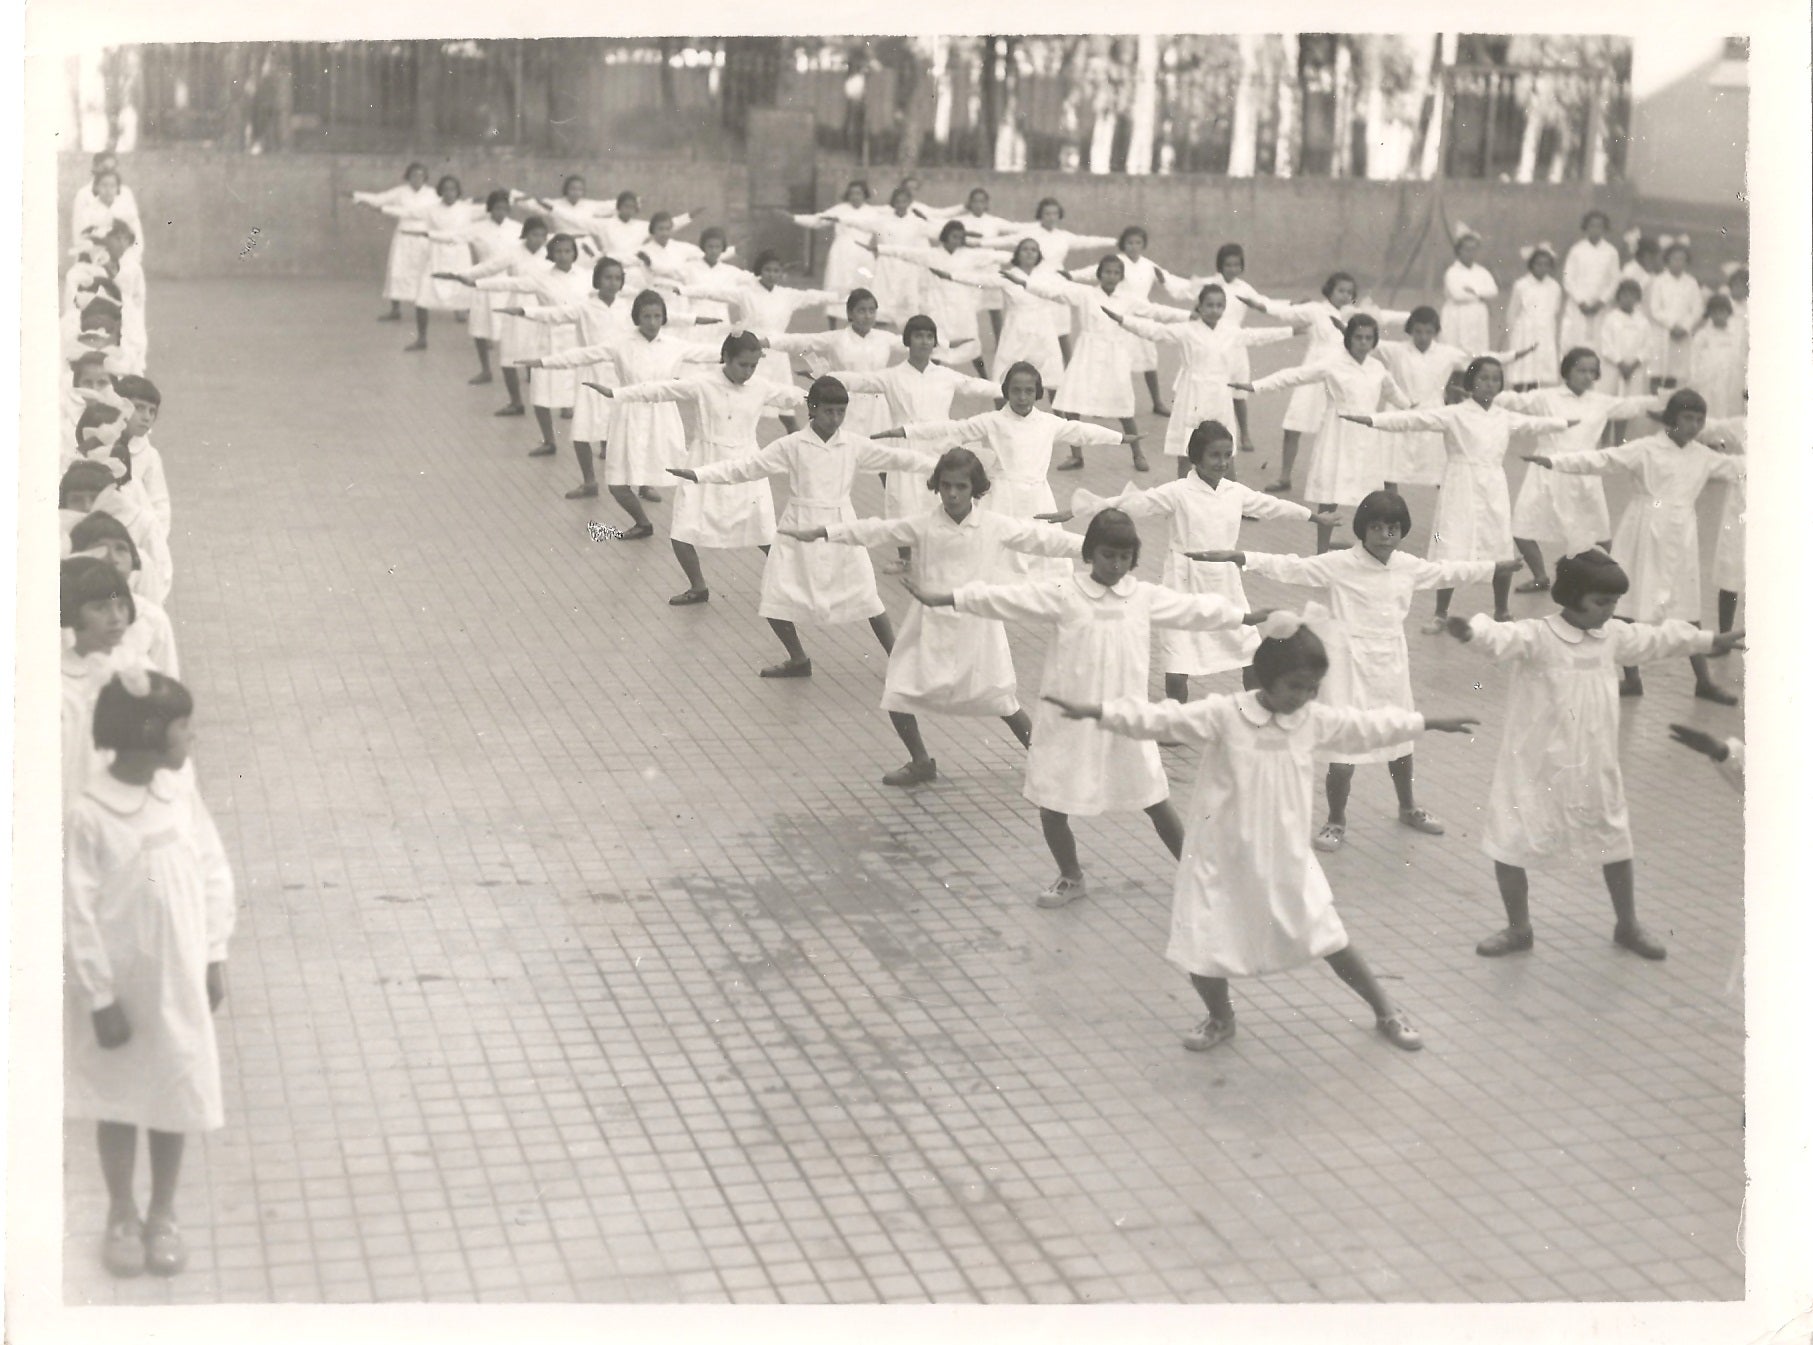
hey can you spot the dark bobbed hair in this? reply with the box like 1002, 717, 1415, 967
591, 255, 625, 288
92, 670, 194, 753
1581, 209, 1610, 230
1559, 346, 1601, 380
900, 314, 939, 345
104, 220, 137, 247
60, 460, 118, 508
1095, 255, 1125, 280
1551, 549, 1631, 608
1461, 355, 1504, 392
1185, 420, 1236, 463
844, 178, 872, 200
1406, 305, 1441, 332
1662, 239, 1691, 260
1080, 508, 1140, 566
1321, 270, 1357, 300
753, 249, 782, 273
1251, 625, 1330, 687
805, 376, 849, 407
1525, 245, 1555, 267
630, 289, 668, 322
1118, 224, 1148, 249
436, 174, 461, 197
927, 447, 991, 499
616, 190, 639, 208
1614, 277, 1644, 301
545, 232, 580, 261
1342, 313, 1381, 353
1000, 360, 1044, 401
1352, 489, 1412, 540
938, 220, 968, 246
519, 214, 549, 239
561, 173, 586, 193
1662, 388, 1708, 424
1195, 282, 1227, 308
699, 226, 728, 248
1035, 196, 1064, 218
1215, 242, 1245, 270
1704, 293, 1734, 317
1010, 237, 1043, 269
485, 188, 512, 211
60, 554, 135, 629
404, 161, 428, 179
845, 287, 878, 315
69, 510, 140, 571
648, 210, 674, 231
720, 330, 765, 362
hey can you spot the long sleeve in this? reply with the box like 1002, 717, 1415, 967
1562, 245, 1598, 306
1460, 613, 1544, 662
1099, 695, 1222, 748
1604, 618, 1716, 665
63, 808, 117, 1011
540, 341, 620, 369
474, 273, 540, 294
1546, 443, 1647, 477
1311, 704, 1425, 756
790, 213, 834, 230
1404, 557, 1497, 591
854, 440, 942, 473
1069, 483, 1170, 523
1237, 327, 1296, 349
901, 413, 990, 446
1240, 549, 1341, 589
828, 369, 889, 395
1229, 483, 1314, 524
1118, 313, 1186, 345
460, 249, 525, 281
763, 383, 808, 415
692, 438, 793, 486
1366, 407, 1450, 436
951, 579, 1070, 624
824, 515, 924, 549
519, 302, 588, 324
1249, 361, 1334, 396
993, 517, 1086, 560
1506, 412, 1573, 439
612, 378, 699, 407
764, 331, 835, 356
191, 792, 237, 961
1145, 587, 1247, 631
1050, 419, 1126, 450
135, 450, 172, 538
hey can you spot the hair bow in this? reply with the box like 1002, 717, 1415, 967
1719, 260, 1746, 278
1256, 602, 1338, 643
1451, 221, 1481, 245
1519, 242, 1556, 262
114, 664, 152, 698
1658, 233, 1690, 251
1621, 226, 1644, 250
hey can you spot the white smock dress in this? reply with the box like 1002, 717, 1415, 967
1243, 547, 1496, 764
1441, 261, 1499, 355
461, 243, 548, 367
1496, 388, 1661, 552
832, 360, 1000, 519
1250, 355, 1410, 507
1162, 273, 1271, 394
682, 274, 838, 401
520, 292, 636, 440
952, 575, 1247, 815
1701, 416, 1747, 593
1559, 238, 1621, 353
881, 245, 1009, 349
452, 216, 524, 342
1101, 693, 1426, 977
65, 770, 237, 1132
763, 326, 896, 438
540, 326, 720, 484
1373, 339, 1472, 485
1645, 271, 1704, 386
1072, 477, 1313, 676
792, 202, 884, 318
1255, 297, 1411, 434
1030, 275, 1184, 419
824, 510, 1083, 716
1459, 613, 1716, 868
414, 199, 488, 312
1121, 314, 1292, 458
477, 262, 591, 409
352, 181, 436, 302
1504, 273, 1563, 386
1595, 307, 1653, 399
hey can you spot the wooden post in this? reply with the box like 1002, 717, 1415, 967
512, 41, 524, 148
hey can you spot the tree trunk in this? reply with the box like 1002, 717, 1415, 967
931, 36, 952, 148
1227, 33, 1262, 177
994, 38, 1021, 170
1514, 74, 1545, 183
1125, 33, 1159, 175
1359, 37, 1391, 178
1331, 37, 1354, 177
1415, 33, 1453, 180
980, 37, 999, 168
1273, 34, 1300, 179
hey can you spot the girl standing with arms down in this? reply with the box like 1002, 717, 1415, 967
1443, 550, 1743, 962
904, 509, 1265, 910
1558, 210, 1621, 354
1503, 243, 1563, 390
1439, 225, 1498, 356
1045, 611, 1477, 1054
350, 162, 434, 323
1645, 238, 1703, 390
66, 669, 236, 1278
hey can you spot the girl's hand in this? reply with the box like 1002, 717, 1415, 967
1422, 716, 1480, 734
1185, 549, 1242, 565
1227, 381, 1254, 393
667, 468, 699, 482
92, 1002, 131, 1049
522, 356, 543, 368
1522, 454, 1554, 469
1237, 294, 1264, 309
1563, 419, 1581, 429
901, 577, 955, 607
1618, 361, 1638, 379
1443, 615, 1474, 641
1668, 723, 1729, 761
207, 962, 227, 1012
688, 204, 707, 218
863, 239, 879, 254
778, 526, 827, 542
1339, 413, 1374, 427
1033, 510, 1073, 523
929, 268, 954, 282
1493, 556, 1525, 573
1711, 628, 1746, 654
1042, 695, 1103, 720
871, 428, 906, 440
1240, 607, 1275, 626
1317, 511, 1347, 533
583, 382, 615, 398
636, 251, 652, 266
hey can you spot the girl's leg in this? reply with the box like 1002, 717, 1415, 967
1604, 858, 1665, 958
1514, 538, 1550, 590
97, 1121, 138, 1223
1690, 651, 1736, 704
1321, 764, 1354, 845
606, 485, 653, 535
1491, 564, 1514, 620
1478, 861, 1535, 954
762, 618, 812, 676
988, 309, 1004, 341
566, 441, 598, 497
869, 613, 896, 654
1122, 417, 1149, 471
1058, 334, 1073, 363
1389, 753, 1442, 832
1717, 589, 1739, 637
1189, 974, 1234, 1020
381, 299, 401, 321
1038, 808, 1083, 882
1002, 709, 1033, 747
1164, 673, 1190, 703
1234, 399, 1254, 452
531, 405, 558, 455
145, 1130, 186, 1223
1056, 413, 1085, 470
1324, 945, 1393, 1018
1313, 505, 1339, 554
1176, 456, 1191, 479
888, 711, 932, 765
498, 367, 524, 413
1145, 801, 1186, 860
470, 338, 493, 383
405, 307, 428, 351
669, 540, 709, 603
1268, 430, 1301, 492
1426, 588, 1455, 633
1144, 369, 1170, 416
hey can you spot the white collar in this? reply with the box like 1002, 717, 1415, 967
1543, 613, 1609, 644
84, 770, 179, 815
1076, 573, 1137, 599
939, 507, 982, 529
1234, 688, 1310, 730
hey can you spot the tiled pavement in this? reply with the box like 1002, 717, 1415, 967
61, 279, 1744, 1304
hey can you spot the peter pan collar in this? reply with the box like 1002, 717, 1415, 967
62, 646, 113, 678
1235, 688, 1310, 730
939, 506, 983, 529
83, 771, 160, 815
1543, 613, 1608, 643
1076, 573, 1137, 599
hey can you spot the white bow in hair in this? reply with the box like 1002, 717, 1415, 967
1720, 260, 1745, 278
114, 664, 152, 698
1451, 221, 1481, 245
1658, 233, 1691, 251
1519, 241, 1556, 262
1621, 226, 1643, 250
1256, 601, 1337, 643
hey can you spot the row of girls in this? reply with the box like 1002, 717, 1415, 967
339, 167, 1747, 1048
59, 151, 239, 1282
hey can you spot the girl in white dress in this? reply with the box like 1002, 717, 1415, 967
1345, 355, 1568, 626
872, 362, 1135, 578
66, 668, 235, 1279
350, 162, 434, 322
790, 179, 881, 323
1188, 243, 1270, 452
1113, 226, 1178, 415
1440, 226, 1498, 356
827, 315, 1001, 570
1558, 210, 1621, 354
1620, 233, 1667, 377
682, 252, 836, 432
1645, 238, 1703, 389
919, 186, 1012, 342
1595, 279, 1654, 429
406, 175, 487, 351
1523, 389, 1742, 703
1699, 414, 1747, 637
68, 513, 178, 678
600, 195, 701, 278
594, 332, 806, 606
1024, 257, 1187, 472
658, 227, 740, 324
1689, 294, 1745, 417
1444, 550, 1742, 962
630, 211, 706, 304
463, 233, 589, 457
1196, 490, 1502, 852
972, 197, 1118, 363
435, 189, 523, 386
881, 220, 1007, 373
1496, 348, 1661, 589
1047, 611, 1476, 1054
1503, 243, 1563, 389
1374, 307, 1530, 490
71, 158, 145, 257
1110, 283, 1294, 477
762, 288, 896, 441
60, 556, 132, 815
440, 215, 549, 418
1243, 274, 1411, 495
671, 377, 931, 678
846, 185, 941, 322
934, 240, 1063, 391
1236, 313, 1411, 553
906, 509, 1263, 909
784, 448, 1083, 785
519, 176, 611, 257
1055, 420, 1322, 701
